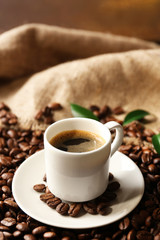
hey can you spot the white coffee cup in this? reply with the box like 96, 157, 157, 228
44, 118, 123, 202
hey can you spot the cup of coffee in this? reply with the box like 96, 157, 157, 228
44, 118, 123, 202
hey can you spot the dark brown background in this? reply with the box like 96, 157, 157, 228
1, 0, 160, 41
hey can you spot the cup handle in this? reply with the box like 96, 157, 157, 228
104, 121, 124, 157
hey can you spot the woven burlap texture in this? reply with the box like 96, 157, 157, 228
0, 23, 160, 130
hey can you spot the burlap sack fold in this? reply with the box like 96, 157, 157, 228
0, 23, 160, 130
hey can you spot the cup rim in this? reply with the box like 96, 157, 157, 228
44, 117, 111, 155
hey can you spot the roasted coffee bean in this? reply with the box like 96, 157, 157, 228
30, 137, 41, 146
61, 230, 76, 239
17, 213, 27, 222
97, 203, 110, 215
83, 201, 97, 214
0, 156, 12, 167
8, 117, 18, 125
7, 129, 18, 138
1, 217, 16, 227
102, 191, 117, 201
1, 172, 13, 180
16, 222, 29, 232
132, 145, 141, 153
18, 141, 31, 151
119, 144, 132, 152
43, 231, 57, 239
94, 235, 104, 239
141, 153, 152, 165
99, 105, 112, 118
119, 217, 130, 230
44, 116, 54, 124
77, 233, 91, 239
154, 234, 160, 240
152, 208, 160, 221
13, 230, 22, 238
48, 102, 63, 111
153, 158, 160, 165
32, 226, 48, 235
6, 112, 17, 120
109, 172, 114, 181
143, 129, 155, 137
35, 110, 43, 120
5, 209, 16, 218
0, 225, 10, 231
90, 105, 100, 112
43, 106, 52, 117
47, 197, 61, 208
127, 130, 137, 138
56, 202, 69, 215
148, 164, 158, 173
68, 203, 82, 217
4, 211, 11, 217
145, 216, 153, 227
107, 181, 120, 192
29, 146, 38, 155
1, 117, 9, 124
112, 230, 123, 239
2, 185, 11, 195
127, 229, 136, 240
129, 152, 140, 161
2, 231, 13, 239
19, 142, 31, 151
24, 234, 37, 240
0, 167, 8, 175
112, 106, 124, 115
40, 193, 54, 202
0, 109, 8, 118
7, 138, 18, 149
4, 199, 18, 209
0, 102, 10, 110
7, 176, 14, 186
136, 230, 153, 240
15, 152, 26, 160
33, 184, 46, 192
147, 173, 157, 182
0, 137, 5, 148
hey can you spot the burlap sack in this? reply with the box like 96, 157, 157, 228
0, 23, 160, 130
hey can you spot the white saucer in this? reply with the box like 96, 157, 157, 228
12, 150, 144, 229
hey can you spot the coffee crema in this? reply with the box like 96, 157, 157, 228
49, 130, 105, 153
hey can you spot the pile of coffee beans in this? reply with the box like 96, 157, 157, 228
0, 102, 160, 240
35, 103, 63, 124
0, 102, 18, 126
33, 173, 120, 217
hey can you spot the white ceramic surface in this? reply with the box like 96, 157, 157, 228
12, 150, 144, 229
44, 118, 123, 202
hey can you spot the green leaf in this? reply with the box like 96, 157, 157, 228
70, 103, 99, 121
123, 109, 150, 126
152, 134, 160, 155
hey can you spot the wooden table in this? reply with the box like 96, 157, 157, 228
0, 0, 160, 41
